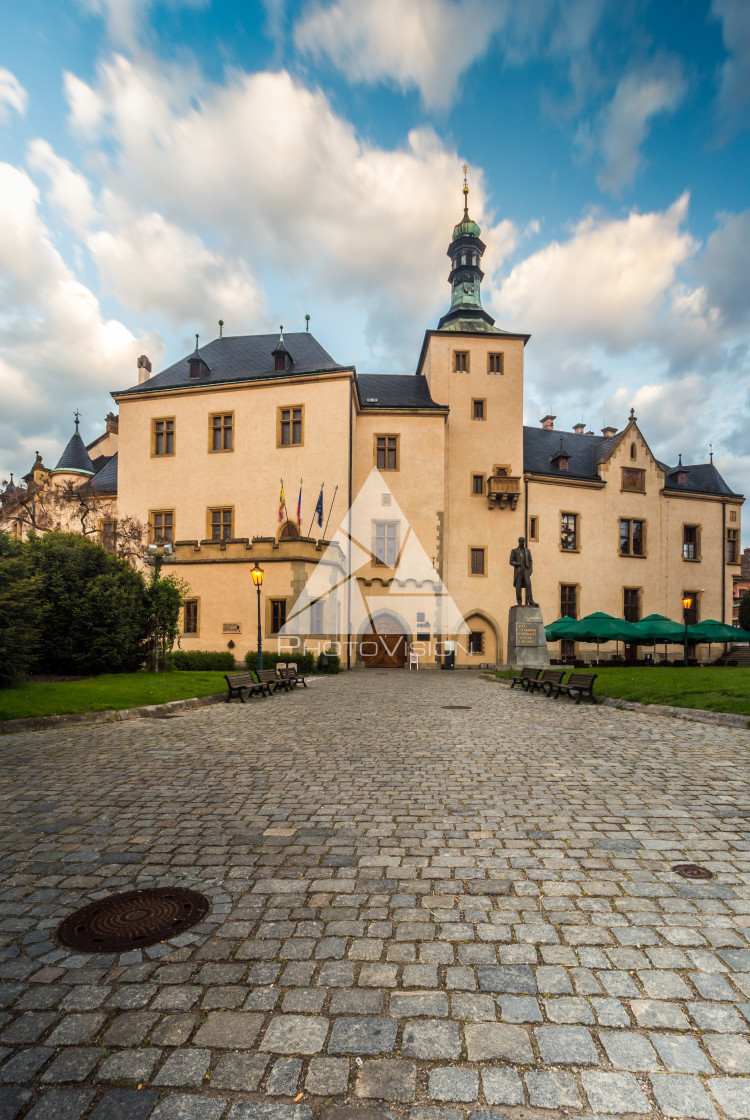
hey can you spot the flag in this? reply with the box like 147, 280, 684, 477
278, 481, 286, 523
296, 482, 302, 529
314, 485, 324, 528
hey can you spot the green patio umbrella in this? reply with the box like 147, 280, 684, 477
564, 612, 642, 663
544, 615, 578, 640
687, 618, 750, 663
631, 613, 686, 664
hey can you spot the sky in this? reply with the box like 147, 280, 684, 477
1, 0, 749, 542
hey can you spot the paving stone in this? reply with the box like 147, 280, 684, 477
535, 1025, 600, 1065
476, 965, 536, 993
153, 1048, 211, 1087
0, 1087, 33, 1120
651, 1032, 714, 1073
544, 995, 595, 1023
465, 1023, 533, 1063
401, 1019, 461, 1059
709, 1078, 750, 1119
481, 1067, 525, 1106
525, 1070, 583, 1109
194, 1010, 264, 1048
390, 991, 448, 1017
632, 999, 691, 1030
40, 1047, 102, 1082
45, 1013, 105, 1045
24, 1090, 95, 1120
639, 970, 693, 999
101, 1011, 158, 1046
650, 1074, 718, 1118
428, 1066, 479, 1102
536, 965, 573, 994
356, 1058, 416, 1102
0, 1012, 57, 1044
581, 1071, 651, 1114
261, 1015, 329, 1054
150, 1014, 196, 1046
497, 995, 542, 1022
152, 1096, 227, 1120
88, 1089, 160, 1120
266, 1057, 303, 1095
600, 1029, 660, 1071
327, 1017, 397, 1055
688, 1001, 747, 1033
96, 1048, 161, 1082
211, 1053, 269, 1091
329, 990, 383, 1015
704, 1033, 750, 1073
410, 1110, 462, 1120
0, 1046, 53, 1083
305, 1057, 350, 1095
450, 993, 495, 1021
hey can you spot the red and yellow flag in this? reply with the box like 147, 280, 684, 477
278, 482, 286, 523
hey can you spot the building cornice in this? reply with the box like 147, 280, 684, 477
112, 368, 355, 404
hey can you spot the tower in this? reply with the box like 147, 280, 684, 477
438, 165, 496, 331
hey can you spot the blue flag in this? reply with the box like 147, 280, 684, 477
315, 486, 324, 528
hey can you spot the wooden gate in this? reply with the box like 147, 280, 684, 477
361, 613, 407, 668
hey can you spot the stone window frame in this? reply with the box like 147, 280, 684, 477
151, 417, 175, 457
207, 506, 234, 541
278, 405, 304, 447
727, 527, 740, 565
682, 523, 701, 562
373, 520, 400, 567
99, 518, 117, 554
454, 350, 469, 373
472, 398, 486, 420
470, 472, 486, 496
374, 434, 399, 471
269, 598, 288, 636
623, 586, 641, 623
209, 411, 234, 453
560, 511, 580, 553
469, 546, 487, 577
149, 509, 174, 544
468, 630, 485, 655
619, 517, 647, 558
528, 516, 539, 542
488, 353, 504, 374
183, 598, 199, 635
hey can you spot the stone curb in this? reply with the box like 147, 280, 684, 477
0, 692, 226, 736
480, 672, 750, 730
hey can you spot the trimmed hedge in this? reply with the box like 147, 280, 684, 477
319, 653, 341, 674
244, 650, 316, 673
170, 650, 237, 671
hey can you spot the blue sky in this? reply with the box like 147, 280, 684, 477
1, 0, 749, 540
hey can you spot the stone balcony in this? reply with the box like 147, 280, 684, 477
487, 473, 521, 509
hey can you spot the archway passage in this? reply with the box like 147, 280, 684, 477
361, 613, 408, 668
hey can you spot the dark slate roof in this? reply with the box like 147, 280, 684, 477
114, 332, 346, 396
663, 461, 741, 497
53, 431, 95, 475
356, 374, 447, 411
524, 426, 614, 480
438, 318, 513, 335
89, 453, 118, 493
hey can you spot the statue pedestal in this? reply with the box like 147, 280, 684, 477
507, 606, 550, 669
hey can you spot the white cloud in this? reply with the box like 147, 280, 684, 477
26, 139, 98, 233
76, 0, 208, 51
703, 209, 750, 329
597, 60, 687, 192
0, 68, 27, 124
712, 0, 750, 136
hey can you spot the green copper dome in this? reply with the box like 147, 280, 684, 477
452, 210, 481, 240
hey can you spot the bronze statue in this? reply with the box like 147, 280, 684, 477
509, 536, 537, 606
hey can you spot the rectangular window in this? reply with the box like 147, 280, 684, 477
683, 592, 698, 626
727, 528, 739, 563
454, 351, 468, 372
471, 473, 485, 496
470, 547, 486, 575
623, 588, 640, 623
210, 413, 233, 452
184, 599, 198, 634
561, 638, 576, 660
150, 510, 174, 544
620, 518, 645, 556
683, 524, 699, 560
561, 512, 578, 551
488, 353, 504, 374
271, 600, 287, 634
621, 467, 645, 492
310, 600, 324, 634
153, 418, 175, 456
374, 521, 399, 566
100, 520, 117, 554
528, 516, 539, 542
375, 435, 399, 471
209, 507, 233, 541
472, 399, 486, 420
279, 406, 303, 446
469, 630, 484, 655
560, 584, 577, 618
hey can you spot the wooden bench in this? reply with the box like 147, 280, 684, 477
528, 669, 565, 696
224, 672, 269, 702
549, 672, 598, 705
277, 666, 308, 688
256, 668, 287, 694
509, 667, 541, 691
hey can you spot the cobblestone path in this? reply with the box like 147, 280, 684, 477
1, 670, 750, 1120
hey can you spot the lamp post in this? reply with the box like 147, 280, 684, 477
251, 561, 264, 672
142, 542, 174, 672
682, 594, 693, 667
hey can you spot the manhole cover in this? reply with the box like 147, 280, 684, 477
56, 887, 210, 952
672, 863, 715, 880
442, 705, 472, 710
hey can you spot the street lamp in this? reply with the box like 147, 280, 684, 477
681, 594, 693, 667
251, 561, 264, 672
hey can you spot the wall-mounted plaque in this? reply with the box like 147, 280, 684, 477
222, 623, 241, 633
515, 622, 537, 646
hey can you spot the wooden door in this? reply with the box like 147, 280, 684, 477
361, 614, 407, 668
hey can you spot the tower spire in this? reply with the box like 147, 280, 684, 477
462, 163, 469, 217
437, 166, 495, 331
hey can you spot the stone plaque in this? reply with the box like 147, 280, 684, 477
222, 623, 241, 633
515, 622, 537, 646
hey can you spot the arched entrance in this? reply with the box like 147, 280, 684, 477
361, 612, 408, 668
458, 612, 501, 666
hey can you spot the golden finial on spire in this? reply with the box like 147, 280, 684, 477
461, 163, 469, 214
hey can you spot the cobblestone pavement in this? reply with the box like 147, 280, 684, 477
1, 670, 750, 1120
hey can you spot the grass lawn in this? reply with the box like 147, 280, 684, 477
0, 672, 228, 721
495, 666, 750, 718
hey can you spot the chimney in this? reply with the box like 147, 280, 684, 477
601, 425, 617, 438
573, 423, 585, 435
105, 412, 118, 435
541, 414, 556, 430
137, 355, 152, 384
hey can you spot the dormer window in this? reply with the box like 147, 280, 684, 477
272, 326, 293, 373
550, 438, 570, 471
275, 352, 287, 372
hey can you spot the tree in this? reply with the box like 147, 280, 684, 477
739, 591, 750, 633
24, 531, 148, 675
144, 571, 191, 671
0, 532, 43, 686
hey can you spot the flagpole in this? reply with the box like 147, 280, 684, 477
307, 483, 323, 537
322, 484, 338, 540
297, 477, 302, 529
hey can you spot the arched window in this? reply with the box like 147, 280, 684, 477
279, 520, 300, 539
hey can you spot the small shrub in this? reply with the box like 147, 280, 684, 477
244, 650, 318, 673
169, 650, 236, 671
319, 653, 341, 674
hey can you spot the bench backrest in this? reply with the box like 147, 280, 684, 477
539, 669, 565, 683
520, 667, 540, 679
566, 673, 597, 687
256, 669, 279, 683
225, 672, 254, 685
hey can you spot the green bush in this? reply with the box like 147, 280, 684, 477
0, 532, 43, 686
244, 650, 316, 673
319, 653, 341, 674
169, 650, 237, 671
